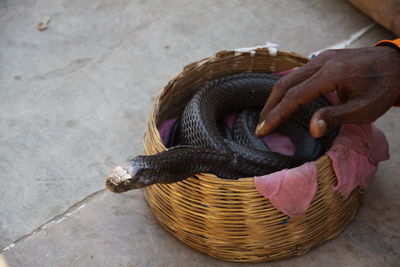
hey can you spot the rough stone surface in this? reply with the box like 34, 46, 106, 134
0, 0, 399, 266
2, 188, 400, 267
347, 24, 396, 48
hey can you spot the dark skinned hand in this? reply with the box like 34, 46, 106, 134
256, 46, 400, 139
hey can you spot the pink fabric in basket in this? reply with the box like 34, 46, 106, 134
159, 118, 177, 145
326, 124, 389, 197
254, 123, 389, 217
224, 113, 294, 156
254, 163, 317, 218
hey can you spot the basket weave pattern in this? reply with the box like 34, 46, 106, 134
143, 49, 362, 262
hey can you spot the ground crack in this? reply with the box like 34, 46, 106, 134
308, 23, 375, 57
1, 188, 107, 253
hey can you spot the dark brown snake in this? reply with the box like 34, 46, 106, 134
106, 73, 337, 193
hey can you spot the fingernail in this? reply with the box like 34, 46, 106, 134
317, 120, 327, 136
256, 121, 265, 135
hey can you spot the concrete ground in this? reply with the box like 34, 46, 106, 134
0, 0, 399, 266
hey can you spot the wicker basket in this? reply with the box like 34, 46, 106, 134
143, 48, 362, 262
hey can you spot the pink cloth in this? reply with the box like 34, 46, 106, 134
159, 118, 178, 145
224, 113, 238, 130
326, 124, 389, 197
224, 113, 294, 156
254, 163, 317, 218
323, 91, 390, 196
264, 133, 294, 156
255, 124, 389, 217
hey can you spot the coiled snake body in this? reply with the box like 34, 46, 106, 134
106, 73, 337, 193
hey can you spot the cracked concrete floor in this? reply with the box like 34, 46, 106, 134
0, 0, 399, 266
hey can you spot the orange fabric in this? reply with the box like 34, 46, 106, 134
374, 39, 400, 107
374, 39, 400, 48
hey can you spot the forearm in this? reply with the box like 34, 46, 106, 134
349, 0, 400, 36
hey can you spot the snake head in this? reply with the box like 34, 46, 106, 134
105, 158, 152, 193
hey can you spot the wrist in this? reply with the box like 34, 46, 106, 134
374, 39, 400, 106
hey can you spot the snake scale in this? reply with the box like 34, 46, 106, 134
106, 73, 337, 193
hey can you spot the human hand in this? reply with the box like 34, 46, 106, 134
256, 46, 400, 138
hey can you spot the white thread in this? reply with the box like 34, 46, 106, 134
235, 41, 280, 56
308, 23, 375, 58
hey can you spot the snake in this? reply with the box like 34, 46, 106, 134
106, 73, 337, 193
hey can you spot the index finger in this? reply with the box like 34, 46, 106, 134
256, 69, 335, 137
258, 63, 321, 125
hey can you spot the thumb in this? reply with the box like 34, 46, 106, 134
309, 100, 365, 138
